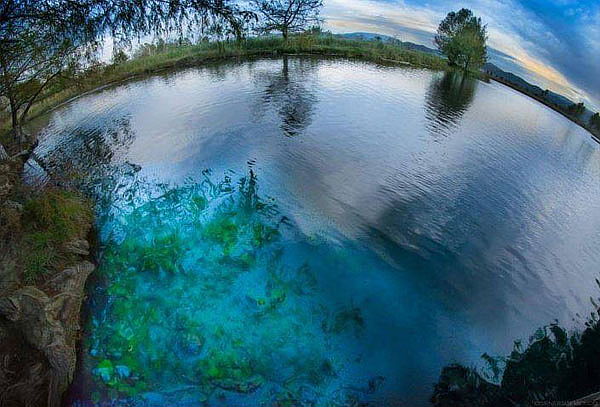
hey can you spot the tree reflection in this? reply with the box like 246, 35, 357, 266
35, 114, 136, 184
425, 71, 477, 138
253, 56, 319, 137
431, 297, 600, 406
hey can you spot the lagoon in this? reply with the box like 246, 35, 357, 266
28, 57, 600, 406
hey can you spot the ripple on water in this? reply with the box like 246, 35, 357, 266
25, 57, 600, 406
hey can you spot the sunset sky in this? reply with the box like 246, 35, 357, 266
321, 0, 600, 110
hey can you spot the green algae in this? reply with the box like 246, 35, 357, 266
83, 170, 375, 405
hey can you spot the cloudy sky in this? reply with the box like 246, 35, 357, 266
321, 0, 600, 110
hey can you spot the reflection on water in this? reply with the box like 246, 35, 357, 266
252, 57, 318, 137
27, 58, 600, 406
425, 71, 477, 138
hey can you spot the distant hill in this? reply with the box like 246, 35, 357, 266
483, 63, 595, 123
337, 32, 441, 56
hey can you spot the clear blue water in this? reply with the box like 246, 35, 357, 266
27, 58, 600, 406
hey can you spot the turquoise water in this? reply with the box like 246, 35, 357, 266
27, 58, 600, 406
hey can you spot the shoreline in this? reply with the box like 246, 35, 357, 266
1, 41, 599, 405
1, 34, 597, 146
1, 36, 450, 135
40, 52, 440, 121
0, 146, 95, 407
11, 52, 598, 147
487, 75, 600, 143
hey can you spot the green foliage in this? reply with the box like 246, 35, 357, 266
196, 349, 264, 393
85, 171, 371, 404
23, 189, 91, 241
435, 8, 488, 72
20, 188, 92, 283
204, 217, 239, 246
112, 49, 129, 65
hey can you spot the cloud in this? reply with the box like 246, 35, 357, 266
321, 0, 600, 110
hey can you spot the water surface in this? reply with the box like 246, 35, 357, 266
28, 57, 600, 406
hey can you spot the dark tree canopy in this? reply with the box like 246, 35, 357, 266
251, 0, 323, 39
0, 0, 250, 45
590, 112, 600, 129
434, 8, 488, 72
567, 102, 586, 116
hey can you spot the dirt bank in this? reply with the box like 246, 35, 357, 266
0, 142, 95, 407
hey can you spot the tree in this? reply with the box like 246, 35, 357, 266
112, 48, 129, 65
590, 113, 600, 130
434, 8, 488, 72
0, 28, 82, 145
0, 0, 250, 160
251, 0, 323, 40
567, 102, 585, 116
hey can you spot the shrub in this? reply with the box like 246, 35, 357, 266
21, 188, 92, 283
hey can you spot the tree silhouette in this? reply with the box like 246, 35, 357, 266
435, 8, 488, 71
251, 0, 323, 39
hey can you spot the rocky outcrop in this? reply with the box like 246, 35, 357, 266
0, 263, 94, 407
0, 149, 95, 407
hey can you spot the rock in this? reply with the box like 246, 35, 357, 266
0, 136, 94, 406
0, 261, 95, 407
0, 173, 12, 199
3, 200, 23, 212
64, 239, 91, 256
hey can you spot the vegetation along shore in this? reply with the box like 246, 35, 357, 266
0, 142, 95, 407
2, 38, 597, 149
0, 33, 451, 136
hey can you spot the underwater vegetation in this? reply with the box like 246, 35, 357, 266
82, 169, 376, 406
431, 282, 600, 406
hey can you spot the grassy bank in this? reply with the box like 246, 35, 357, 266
0, 34, 449, 134
0, 161, 93, 286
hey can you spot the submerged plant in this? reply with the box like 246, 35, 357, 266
84, 169, 374, 405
